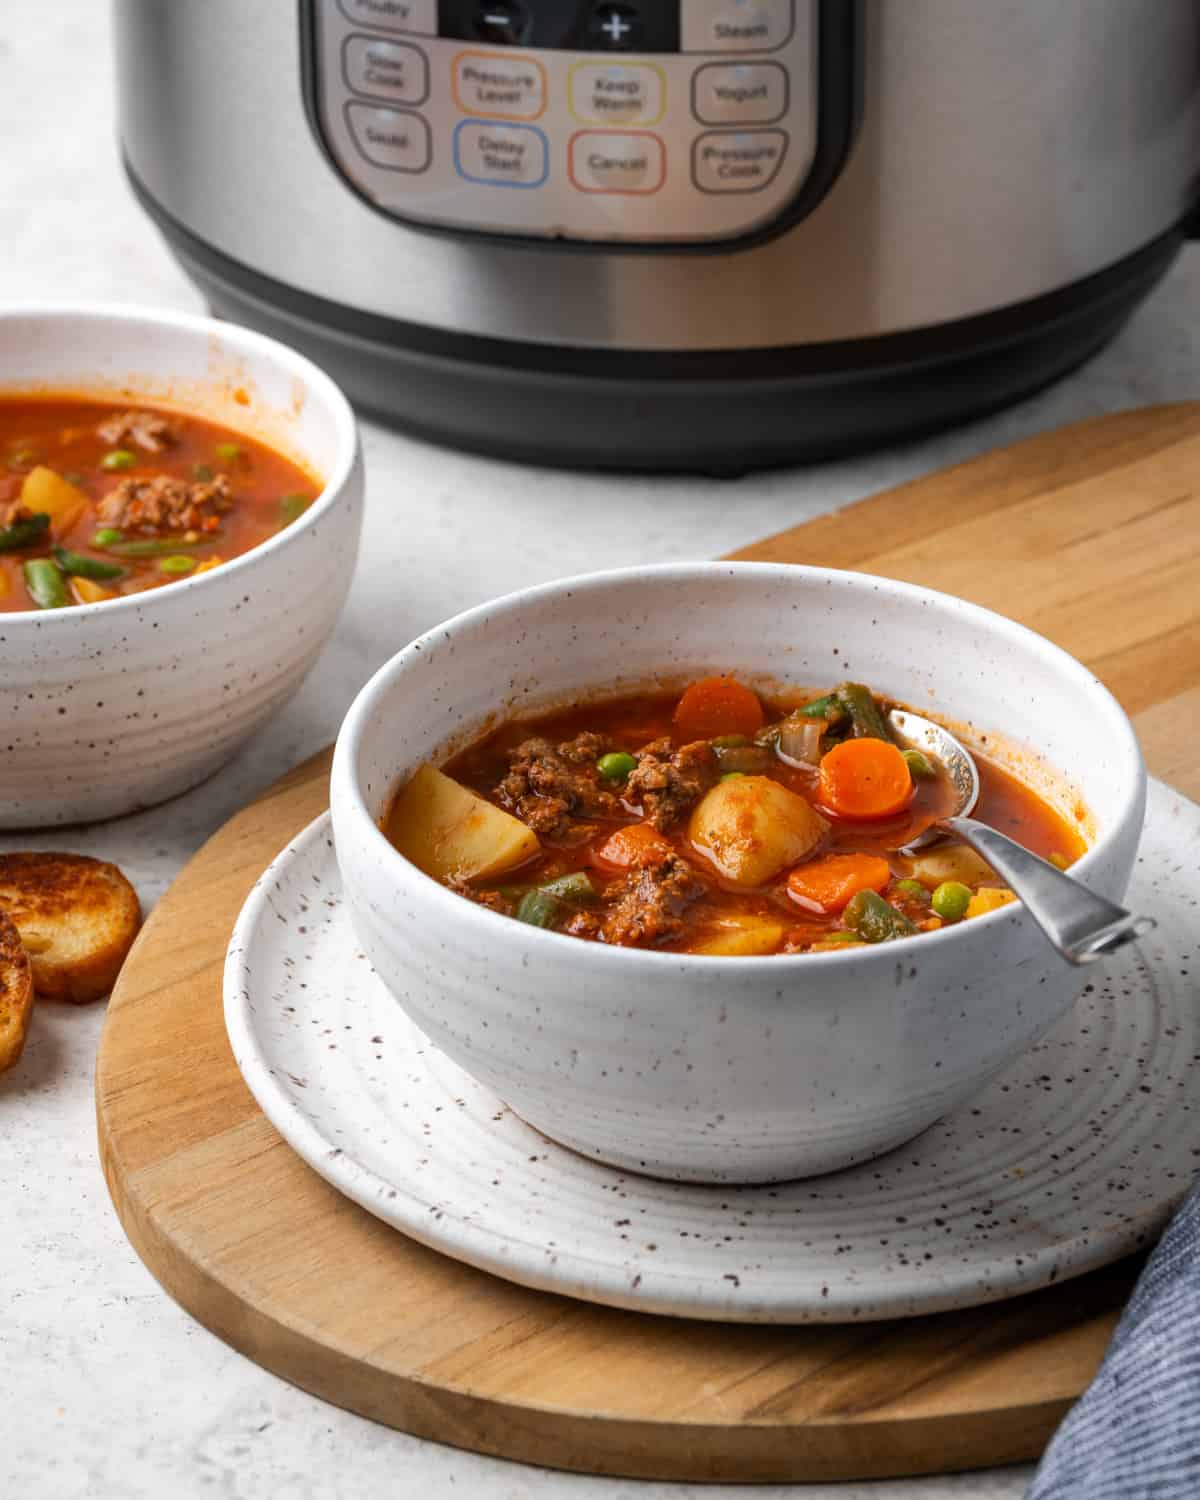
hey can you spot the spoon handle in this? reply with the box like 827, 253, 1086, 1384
940, 816, 1155, 966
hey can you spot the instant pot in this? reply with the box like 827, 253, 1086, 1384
114, 1, 1200, 471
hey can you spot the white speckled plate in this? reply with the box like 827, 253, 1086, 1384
224, 779, 1199, 1323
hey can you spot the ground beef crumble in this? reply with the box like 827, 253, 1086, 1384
623, 737, 717, 829
96, 409, 178, 453
96, 473, 233, 536
598, 851, 706, 947
497, 732, 620, 839
446, 874, 512, 916
1, 501, 36, 528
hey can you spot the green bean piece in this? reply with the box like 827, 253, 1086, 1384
100, 449, 137, 471
92, 527, 124, 547
192, 463, 214, 481
797, 692, 846, 723
279, 493, 313, 525
52, 547, 126, 581
108, 536, 200, 557
514, 889, 561, 929
844, 889, 918, 943
893, 878, 931, 903
215, 442, 244, 464
931, 881, 972, 922
837, 682, 893, 742
901, 748, 937, 779
158, 555, 198, 575
0, 511, 50, 553
537, 872, 596, 904
22, 558, 69, 610
596, 751, 637, 782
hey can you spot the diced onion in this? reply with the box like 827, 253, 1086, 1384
776, 717, 824, 768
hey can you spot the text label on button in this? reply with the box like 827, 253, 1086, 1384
453, 120, 549, 188
336, 0, 437, 36
680, 0, 794, 54
692, 61, 788, 125
568, 62, 666, 126
452, 51, 547, 122
568, 131, 666, 195
342, 36, 429, 106
692, 129, 788, 193
345, 102, 432, 172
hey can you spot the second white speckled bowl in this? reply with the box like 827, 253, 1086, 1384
0, 305, 362, 828
331, 564, 1145, 1184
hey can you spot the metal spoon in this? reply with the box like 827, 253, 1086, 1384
887, 709, 1154, 966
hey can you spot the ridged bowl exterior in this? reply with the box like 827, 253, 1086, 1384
0, 306, 362, 828
331, 565, 1145, 1184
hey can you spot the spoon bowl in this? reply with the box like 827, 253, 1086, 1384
887, 709, 1153, 965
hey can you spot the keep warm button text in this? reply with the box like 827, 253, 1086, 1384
453, 51, 546, 121
692, 129, 788, 193
568, 131, 666, 195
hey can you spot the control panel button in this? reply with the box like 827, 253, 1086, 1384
453, 120, 549, 186
452, 50, 547, 120
569, 130, 666, 194
336, 0, 437, 36
343, 36, 429, 106
345, 102, 432, 171
692, 129, 787, 192
471, 1, 531, 45
569, 61, 665, 126
692, 61, 787, 125
588, 5, 643, 50
681, 1, 794, 54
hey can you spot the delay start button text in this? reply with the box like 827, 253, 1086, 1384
568, 131, 666, 194
453, 121, 549, 187
692, 129, 788, 193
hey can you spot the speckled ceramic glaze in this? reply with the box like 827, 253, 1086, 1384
0, 305, 362, 827
330, 564, 1146, 1184
225, 781, 1196, 1322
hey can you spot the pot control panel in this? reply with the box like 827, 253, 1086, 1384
307, 0, 818, 245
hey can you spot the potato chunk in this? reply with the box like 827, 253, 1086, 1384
693, 915, 785, 956
905, 844, 995, 889
689, 776, 827, 888
20, 466, 89, 536
386, 764, 540, 883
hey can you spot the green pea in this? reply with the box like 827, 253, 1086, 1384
279, 493, 313, 526
932, 881, 972, 922
902, 748, 937, 779
894, 878, 930, 903
596, 751, 637, 782
215, 442, 244, 464
92, 527, 124, 547
101, 449, 137, 471
158, 554, 197, 575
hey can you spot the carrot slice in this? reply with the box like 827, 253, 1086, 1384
593, 823, 673, 871
673, 676, 765, 741
786, 852, 892, 914
818, 739, 913, 820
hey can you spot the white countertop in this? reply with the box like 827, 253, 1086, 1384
3, 7, 1198, 1499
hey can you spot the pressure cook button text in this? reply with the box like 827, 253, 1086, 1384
453, 121, 549, 187
343, 36, 429, 106
568, 131, 666, 194
692, 129, 787, 192
680, 0, 793, 54
692, 61, 787, 125
569, 62, 665, 126
345, 103, 432, 172
452, 50, 547, 120
336, 0, 437, 36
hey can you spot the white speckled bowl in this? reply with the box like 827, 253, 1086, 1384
0, 305, 362, 827
330, 564, 1145, 1184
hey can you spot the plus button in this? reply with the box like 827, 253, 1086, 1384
589, 5, 642, 50
602, 12, 631, 42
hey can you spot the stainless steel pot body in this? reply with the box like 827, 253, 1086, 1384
115, 0, 1200, 351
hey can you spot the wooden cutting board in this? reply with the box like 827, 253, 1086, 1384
96, 406, 1200, 1483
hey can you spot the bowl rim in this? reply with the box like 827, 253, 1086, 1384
332, 560, 1146, 970
0, 301, 359, 621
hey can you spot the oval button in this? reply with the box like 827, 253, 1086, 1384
343, 37, 429, 106
691, 129, 788, 193
692, 62, 788, 125
452, 51, 547, 121
568, 131, 666, 195
568, 62, 666, 126
453, 121, 549, 187
345, 103, 432, 173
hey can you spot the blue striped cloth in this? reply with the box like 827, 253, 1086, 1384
1027, 1182, 1200, 1498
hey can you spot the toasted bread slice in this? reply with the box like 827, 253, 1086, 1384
0, 853, 141, 1004
0, 908, 33, 1073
